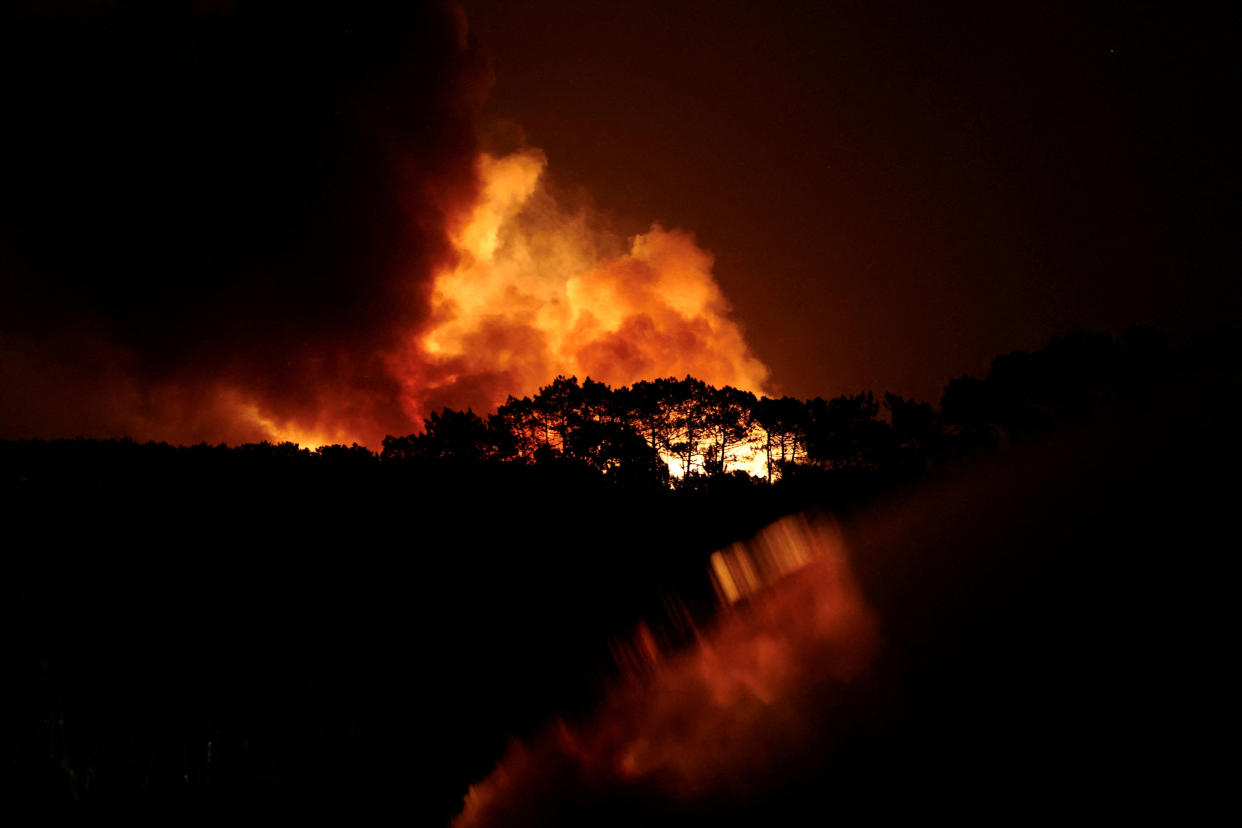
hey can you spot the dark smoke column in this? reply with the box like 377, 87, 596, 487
0, 1, 489, 446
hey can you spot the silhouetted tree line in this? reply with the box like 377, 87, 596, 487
4, 326, 1236, 499
374, 326, 1234, 489
2, 325, 1237, 811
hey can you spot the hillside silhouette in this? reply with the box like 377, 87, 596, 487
2, 326, 1238, 819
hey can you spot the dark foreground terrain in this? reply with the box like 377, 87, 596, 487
3, 330, 1239, 821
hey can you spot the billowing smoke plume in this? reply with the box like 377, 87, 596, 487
1, 2, 769, 448
399, 148, 770, 420
1, 1, 486, 447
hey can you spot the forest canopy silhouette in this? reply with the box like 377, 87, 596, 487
6, 325, 1210, 487
3, 325, 1239, 819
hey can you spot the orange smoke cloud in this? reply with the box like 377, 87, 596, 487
452, 514, 880, 827
4, 144, 772, 451
394, 148, 770, 423
1, 6, 770, 450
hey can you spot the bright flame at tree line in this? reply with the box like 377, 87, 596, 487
378, 373, 812, 481
237, 147, 773, 475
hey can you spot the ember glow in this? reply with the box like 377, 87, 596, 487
452, 514, 880, 827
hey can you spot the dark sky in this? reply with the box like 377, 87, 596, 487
464, 0, 1239, 402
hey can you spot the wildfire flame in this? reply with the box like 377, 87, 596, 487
391, 148, 770, 429
10, 143, 775, 473
2, 5, 776, 474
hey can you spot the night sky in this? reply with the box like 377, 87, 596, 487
466, 0, 1238, 401
1, 0, 1237, 441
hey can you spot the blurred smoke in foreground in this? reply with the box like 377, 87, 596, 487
451, 360, 1240, 825
453, 514, 880, 827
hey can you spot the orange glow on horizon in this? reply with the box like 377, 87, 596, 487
239, 402, 356, 451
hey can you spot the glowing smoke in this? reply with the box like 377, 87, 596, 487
1, 5, 769, 451
396, 147, 770, 425
452, 514, 880, 827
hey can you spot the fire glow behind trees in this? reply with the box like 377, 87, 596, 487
0, 2, 1237, 821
